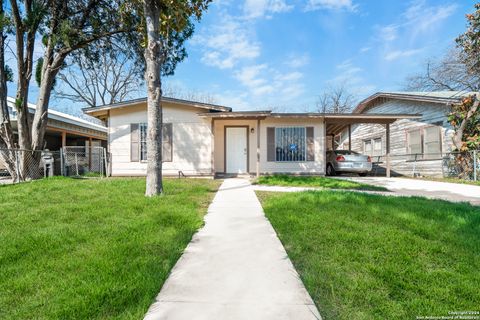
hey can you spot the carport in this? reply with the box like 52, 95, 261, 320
324, 113, 421, 177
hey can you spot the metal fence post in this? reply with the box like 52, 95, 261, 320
103, 148, 108, 178
15, 150, 20, 183
60, 148, 64, 176
474, 150, 478, 181
74, 153, 79, 176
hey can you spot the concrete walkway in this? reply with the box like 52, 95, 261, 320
144, 178, 321, 320
338, 177, 480, 206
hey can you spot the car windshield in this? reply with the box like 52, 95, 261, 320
334, 150, 360, 155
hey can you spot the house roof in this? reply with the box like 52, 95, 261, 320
7, 97, 107, 133
354, 91, 476, 114
82, 96, 232, 117
198, 111, 420, 122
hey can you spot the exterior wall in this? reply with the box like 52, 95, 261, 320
109, 102, 213, 176
214, 118, 326, 175
339, 99, 454, 177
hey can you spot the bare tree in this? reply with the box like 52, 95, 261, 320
316, 83, 357, 113
404, 48, 480, 92
55, 44, 143, 107
163, 83, 217, 104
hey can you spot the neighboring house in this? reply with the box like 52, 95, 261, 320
83, 97, 418, 177
6, 97, 107, 150
338, 91, 474, 177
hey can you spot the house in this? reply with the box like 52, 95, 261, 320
337, 91, 474, 177
6, 97, 107, 150
83, 97, 419, 177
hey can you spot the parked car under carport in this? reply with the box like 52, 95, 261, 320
326, 150, 373, 176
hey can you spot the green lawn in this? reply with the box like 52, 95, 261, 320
0, 177, 220, 320
257, 191, 480, 320
255, 175, 387, 191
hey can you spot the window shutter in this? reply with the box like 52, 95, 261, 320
306, 127, 315, 161
162, 123, 173, 162
267, 127, 275, 161
131, 123, 139, 162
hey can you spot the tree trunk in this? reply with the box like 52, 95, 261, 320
0, 13, 19, 181
452, 95, 479, 151
143, 0, 163, 196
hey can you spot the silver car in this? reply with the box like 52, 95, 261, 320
326, 150, 372, 176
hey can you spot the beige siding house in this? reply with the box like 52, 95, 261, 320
83, 97, 417, 177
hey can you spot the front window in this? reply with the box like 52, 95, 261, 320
140, 123, 148, 161
275, 127, 306, 161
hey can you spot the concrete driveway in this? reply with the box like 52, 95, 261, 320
337, 176, 480, 206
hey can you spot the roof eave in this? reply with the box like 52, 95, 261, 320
354, 92, 464, 114
82, 97, 232, 115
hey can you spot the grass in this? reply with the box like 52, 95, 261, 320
0, 177, 220, 320
255, 174, 388, 191
257, 191, 480, 320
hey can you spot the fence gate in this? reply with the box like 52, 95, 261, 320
62, 146, 108, 177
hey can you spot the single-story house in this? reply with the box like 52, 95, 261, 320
83, 97, 419, 177
337, 91, 475, 177
6, 96, 107, 150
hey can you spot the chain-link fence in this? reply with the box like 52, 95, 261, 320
369, 150, 480, 181
0, 147, 110, 184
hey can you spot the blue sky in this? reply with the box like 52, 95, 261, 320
166, 0, 473, 111
6, 0, 474, 115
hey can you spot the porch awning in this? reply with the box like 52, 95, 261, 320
199, 111, 421, 135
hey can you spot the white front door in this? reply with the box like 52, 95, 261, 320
226, 127, 247, 174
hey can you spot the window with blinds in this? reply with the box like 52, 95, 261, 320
407, 129, 423, 159
363, 138, 382, 156
275, 127, 306, 162
133, 123, 172, 162
424, 126, 441, 159
139, 123, 148, 161
364, 140, 372, 155
373, 138, 382, 156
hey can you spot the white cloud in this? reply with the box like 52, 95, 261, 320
375, 0, 457, 46
360, 47, 371, 53
234, 64, 305, 98
275, 71, 303, 82
326, 60, 376, 97
403, 0, 457, 33
194, 17, 260, 69
244, 0, 293, 19
384, 48, 423, 61
305, 0, 357, 12
285, 53, 310, 68
379, 24, 398, 42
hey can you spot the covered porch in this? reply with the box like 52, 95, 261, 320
200, 112, 420, 178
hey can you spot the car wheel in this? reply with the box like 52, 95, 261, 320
358, 172, 368, 177
326, 164, 336, 176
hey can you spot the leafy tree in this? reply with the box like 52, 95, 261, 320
447, 3, 480, 178
139, 0, 211, 196
0, 0, 139, 180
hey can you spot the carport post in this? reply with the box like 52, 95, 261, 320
256, 119, 260, 178
61, 131, 67, 147
348, 124, 352, 151
386, 123, 391, 178
88, 137, 93, 170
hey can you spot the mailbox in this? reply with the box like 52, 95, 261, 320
42, 150, 54, 177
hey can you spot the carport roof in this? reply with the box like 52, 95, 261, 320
198, 111, 421, 135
